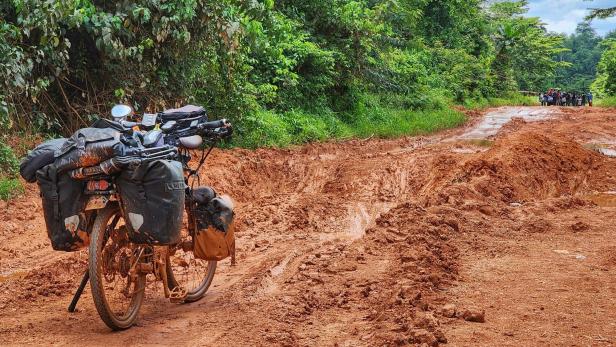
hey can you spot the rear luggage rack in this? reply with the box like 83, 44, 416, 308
69, 146, 178, 180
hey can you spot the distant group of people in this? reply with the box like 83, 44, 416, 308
539, 89, 593, 107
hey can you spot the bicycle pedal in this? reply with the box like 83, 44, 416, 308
169, 286, 188, 303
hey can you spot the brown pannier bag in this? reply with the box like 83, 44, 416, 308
193, 223, 235, 261
192, 193, 236, 261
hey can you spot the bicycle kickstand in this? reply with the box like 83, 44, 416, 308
68, 269, 90, 312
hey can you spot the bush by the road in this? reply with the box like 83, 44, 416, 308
597, 96, 616, 107
0, 142, 23, 201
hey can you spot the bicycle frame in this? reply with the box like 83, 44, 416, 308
67, 159, 204, 311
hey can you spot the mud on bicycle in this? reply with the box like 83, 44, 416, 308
22, 104, 235, 330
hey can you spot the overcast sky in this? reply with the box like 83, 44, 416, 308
526, 0, 616, 36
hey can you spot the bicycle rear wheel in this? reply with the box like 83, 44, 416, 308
89, 204, 146, 330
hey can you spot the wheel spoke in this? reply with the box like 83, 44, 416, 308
166, 214, 216, 302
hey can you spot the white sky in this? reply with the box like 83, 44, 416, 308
526, 0, 616, 36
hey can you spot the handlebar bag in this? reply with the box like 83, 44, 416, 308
36, 164, 89, 251
116, 160, 185, 245
192, 194, 235, 261
161, 105, 206, 122
54, 127, 125, 173
20, 138, 66, 183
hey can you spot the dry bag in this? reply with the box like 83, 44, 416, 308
20, 138, 66, 183
54, 127, 124, 173
161, 105, 206, 122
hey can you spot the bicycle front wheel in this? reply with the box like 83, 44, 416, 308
166, 246, 217, 303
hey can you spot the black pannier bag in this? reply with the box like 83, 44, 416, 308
36, 165, 89, 251
161, 105, 206, 122
20, 138, 66, 183
54, 127, 125, 173
116, 160, 186, 245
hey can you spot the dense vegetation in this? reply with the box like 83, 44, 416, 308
589, 6, 616, 105
551, 23, 605, 92
0, 0, 566, 143
593, 37, 616, 98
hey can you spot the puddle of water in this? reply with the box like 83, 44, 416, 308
349, 204, 371, 239
458, 107, 554, 140
270, 252, 294, 278
347, 202, 395, 239
449, 139, 493, 154
597, 148, 616, 158
586, 191, 616, 207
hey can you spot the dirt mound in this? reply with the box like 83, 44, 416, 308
357, 203, 460, 345
0, 256, 85, 306
428, 131, 616, 206
241, 202, 462, 346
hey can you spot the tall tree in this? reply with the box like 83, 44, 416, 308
488, 1, 567, 92
586, 6, 616, 20
552, 22, 603, 92
592, 39, 616, 96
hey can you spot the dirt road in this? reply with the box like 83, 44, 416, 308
1, 106, 615, 346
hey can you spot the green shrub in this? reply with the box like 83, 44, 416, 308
233, 109, 293, 149
0, 178, 23, 201
232, 90, 467, 148
596, 96, 616, 107
1, 0, 566, 139
0, 142, 22, 201
0, 142, 19, 178
464, 93, 538, 109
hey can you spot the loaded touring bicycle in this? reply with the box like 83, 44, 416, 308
20, 104, 236, 330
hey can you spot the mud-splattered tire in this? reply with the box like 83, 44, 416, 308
89, 204, 146, 330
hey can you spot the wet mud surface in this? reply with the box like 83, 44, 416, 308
1, 106, 616, 346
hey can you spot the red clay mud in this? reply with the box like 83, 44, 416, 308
0, 106, 615, 346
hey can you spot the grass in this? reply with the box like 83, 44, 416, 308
232, 91, 542, 148
596, 96, 616, 107
0, 178, 23, 201
232, 92, 467, 148
463, 93, 538, 109
345, 103, 466, 139
0, 140, 23, 201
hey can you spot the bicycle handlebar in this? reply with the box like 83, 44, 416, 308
199, 119, 229, 130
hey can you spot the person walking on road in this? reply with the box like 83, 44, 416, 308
565, 92, 571, 106
588, 92, 593, 107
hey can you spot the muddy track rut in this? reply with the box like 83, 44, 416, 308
1, 106, 616, 346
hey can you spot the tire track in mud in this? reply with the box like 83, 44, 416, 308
2, 107, 616, 346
